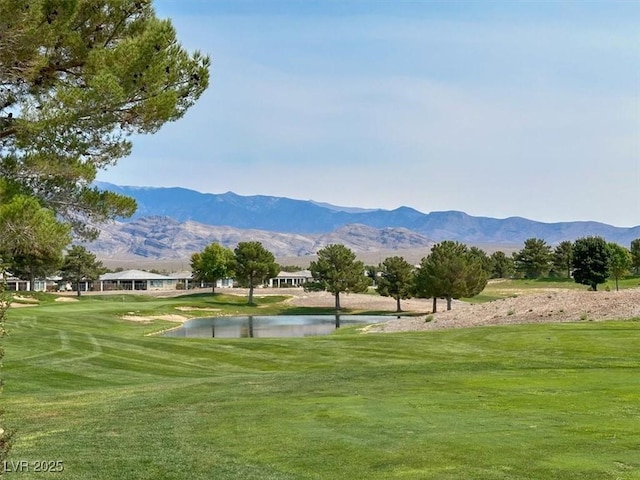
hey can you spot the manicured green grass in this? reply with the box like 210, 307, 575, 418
3, 294, 640, 479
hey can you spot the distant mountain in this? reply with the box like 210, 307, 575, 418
308, 200, 379, 214
95, 182, 640, 246
85, 216, 434, 260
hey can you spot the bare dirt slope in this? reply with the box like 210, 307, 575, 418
278, 287, 640, 332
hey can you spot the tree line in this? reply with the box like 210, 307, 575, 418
5, 234, 639, 306
511, 236, 638, 291
191, 241, 278, 305
191, 235, 640, 312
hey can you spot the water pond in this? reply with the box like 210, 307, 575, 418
162, 315, 398, 338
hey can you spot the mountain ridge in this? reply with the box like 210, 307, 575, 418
85, 216, 435, 260
95, 182, 640, 247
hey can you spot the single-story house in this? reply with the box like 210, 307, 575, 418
5, 274, 29, 291
168, 271, 193, 290
98, 270, 178, 291
5, 274, 63, 292
168, 271, 234, 290
268, 270, 313, 288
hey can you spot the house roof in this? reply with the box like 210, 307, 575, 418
274, 270, 312, 279
99, 269, 175, 281
168, 271, 193, 280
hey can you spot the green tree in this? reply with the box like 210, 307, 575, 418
489, 251, 514, 279
572, 236, 610, 291
60, 245, 104, 296
0, 196, 71, 290
278, 264, 307, 273
468, 246, 492, 275
552, 241, 574, 278
234, 242, 278, 305
190, 243, 235, 294
514, 238, 552, 278
413, 256, 439, 313
607, 243, 631, 291
376, 256, 414, 312
0, 0, 209, 237
415, 241, 488, 311
630, 239, 640, 275
307, 244, 369, 310
365, 265, 379, 287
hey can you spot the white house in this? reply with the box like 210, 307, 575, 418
98, 270, 177, 291
168, 271, 234, 290
268, 270, 313, 288
4, 274, 63, 292
5, 274, 29, 291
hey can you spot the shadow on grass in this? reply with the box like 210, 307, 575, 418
169, 292, 290, 308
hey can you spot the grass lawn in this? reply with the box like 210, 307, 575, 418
2, 293, 640, 479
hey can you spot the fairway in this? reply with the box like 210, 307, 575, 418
3, 294, 640, 479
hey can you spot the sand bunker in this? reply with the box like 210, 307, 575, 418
13, 295, 39, 303
121, 314, 188, 323
174, 306, 220, 312
54, 296, 79, 302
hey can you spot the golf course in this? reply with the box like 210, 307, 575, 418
3, 288, 640, 479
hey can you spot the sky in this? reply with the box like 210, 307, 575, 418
96, 0, 640, 227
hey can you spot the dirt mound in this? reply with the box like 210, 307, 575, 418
369, 288, 640, 332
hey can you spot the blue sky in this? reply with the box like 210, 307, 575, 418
97, 0, 640, 227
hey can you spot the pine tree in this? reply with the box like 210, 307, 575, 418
415, 241, 488, 311
489, 251, 514, 279
234, 242, 278, 305
376, 256, 414, 312
0, 196, 71, 290
60, 246, 105, 296
514, 238, 552, 278
308, 244, 369, 310
552, 241, 574, 278
0, 0, 210, 237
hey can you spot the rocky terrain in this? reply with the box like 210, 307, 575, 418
96, 182, 640, 244
84, 184, 640, 265
85, 216, 434, 260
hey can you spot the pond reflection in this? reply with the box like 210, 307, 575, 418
163, 315, 397, 338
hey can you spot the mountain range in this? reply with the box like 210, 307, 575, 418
87, 216, 434, 260
88, 182, 640, 261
